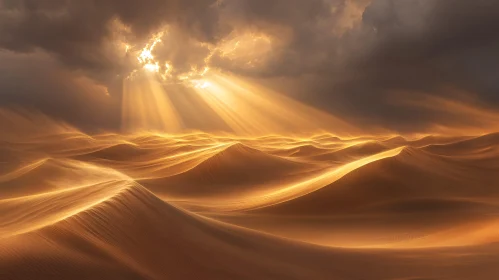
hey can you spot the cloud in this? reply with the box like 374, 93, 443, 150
295, 0, 499, 133
0, 0, 222, 83
209, 0, 371, 77
0, 0, 371, 80
0, 50, 121, 131
0, 0, 498, 134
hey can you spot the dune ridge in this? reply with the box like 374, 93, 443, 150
2, 131, 499, 279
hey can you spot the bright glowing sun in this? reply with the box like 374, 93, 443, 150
144, 63, 160, 72
192, 80, 212, 89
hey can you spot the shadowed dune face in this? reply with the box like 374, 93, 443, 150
2, 131, 499, 279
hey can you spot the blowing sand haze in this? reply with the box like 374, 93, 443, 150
2, 0, 499, 279
2, 124, 499, 279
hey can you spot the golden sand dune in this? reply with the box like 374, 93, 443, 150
262, 144, 333, 157
304, 141, 390, 163
407, 135, 473, 147
3, 182, 499, 280
424, 133, 499, 160
141, 143, 319, 199
215, 146, 499, 247
0, 158, 128, 199
0, 180, 132, 238
2, 126, 499, 279
249, 147, 499, 215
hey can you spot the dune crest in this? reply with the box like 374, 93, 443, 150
2, 129, 499, 279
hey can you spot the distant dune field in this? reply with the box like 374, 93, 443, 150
2, 130, 499, 279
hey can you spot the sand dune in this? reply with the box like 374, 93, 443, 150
407, 135, 472, 147
305, 141, 390, 163
0, 158, 128, 199
0, 180, 132, 238
214, 146, 499, 247
262, 143, 334, 157
424, 133, 499, 161
250, 147, 499, 215
2, 129, 499, 279
3, 182, 499, 279
141, 143, 318, 199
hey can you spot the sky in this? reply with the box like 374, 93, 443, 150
0, 0, 498, 135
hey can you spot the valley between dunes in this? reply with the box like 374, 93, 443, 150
2, 130, 499, 279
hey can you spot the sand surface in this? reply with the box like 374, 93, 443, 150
2, 128, 499, 279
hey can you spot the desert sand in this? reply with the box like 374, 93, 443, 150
1, 118, 499, 279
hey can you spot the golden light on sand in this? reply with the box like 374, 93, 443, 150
1, 1, 498, 278
2, 107, 499, 278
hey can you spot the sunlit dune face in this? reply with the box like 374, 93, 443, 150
3, 2, 499, 278
2, 120, 499, 249
2, 105, 499, 279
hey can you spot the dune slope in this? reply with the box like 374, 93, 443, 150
2, 131, 499, 279
3, 183, 499, 280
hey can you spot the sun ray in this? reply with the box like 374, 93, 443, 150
122, 73, 183, 133
189, 72, 358, 136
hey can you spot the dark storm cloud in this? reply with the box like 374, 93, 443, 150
0, 0, 498, 134
0, 0, 221, 82
0, 0, 223, 131
0, 50, 121, 131
357, 0, 499, 95
292, 0, 499, 133
211, 0, 370, 76
0, 0, 365, 79
217, 0, 499, 89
